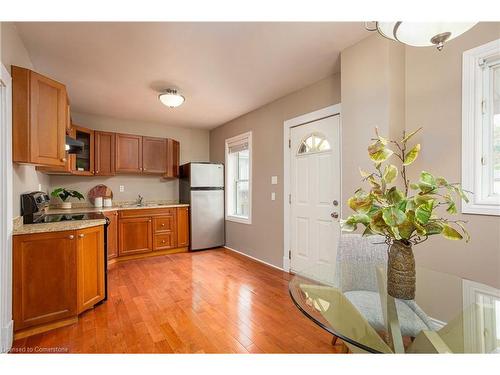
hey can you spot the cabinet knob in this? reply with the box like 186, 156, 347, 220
78, 233, 85, 238
61, 157, 67, 162
161, 223, 165, 227
143, 168, 146, 171
96, 170, 99, 174
161, 240, 166, 244
149, 219, 152, 222
92, 170, 95, 174
68, 235, 74, 239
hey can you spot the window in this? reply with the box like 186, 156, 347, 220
462, 39, 500, 215
297, 133, 331, 155
225, 132, 252, 224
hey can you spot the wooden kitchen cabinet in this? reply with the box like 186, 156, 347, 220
115, 133, 143, 173
12, 66, 68, 167
153, 212, 177, 250
76, 226, 105, 314
72, 125, 95, 176
95, 131, 116, 176
165, 138, 180, 178
13, 231, 77, 331
35, 127, 76, 175
143, 136, 167, 174
104, 211, 118, 260
177, 207, 190, 248
118, 217, 152, 256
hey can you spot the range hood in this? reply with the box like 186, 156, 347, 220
65, 135, 84, 154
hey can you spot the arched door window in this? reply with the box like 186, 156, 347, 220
297, 133, 331, 155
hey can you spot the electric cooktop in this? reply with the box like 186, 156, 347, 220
23, 212, 106, 224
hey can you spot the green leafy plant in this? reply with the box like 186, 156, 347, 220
50, 188, 84, 202
341, 127, 470, 246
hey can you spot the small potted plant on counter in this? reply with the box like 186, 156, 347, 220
341, 127, 470, 300
50, 187, 85, 209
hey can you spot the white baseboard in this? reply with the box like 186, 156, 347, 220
224, 246, 285, 272
429, 317, 446, 330
0, 319, 13, 353
282, 257, 290, 272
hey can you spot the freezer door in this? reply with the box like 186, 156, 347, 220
190, 190, 225, 250
190, 163, 224, 188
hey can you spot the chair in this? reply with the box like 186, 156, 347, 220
335, 234, 437, 337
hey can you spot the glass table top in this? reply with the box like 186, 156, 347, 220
289, 263, 500, 353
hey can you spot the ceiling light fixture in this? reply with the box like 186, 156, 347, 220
366, 22, 477, 51
158, 88, 185, 108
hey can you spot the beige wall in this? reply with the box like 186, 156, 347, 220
50, 112, 210, 205
210, 74, 341, 267
1, 22, 51, 217
405, 22, 500, 288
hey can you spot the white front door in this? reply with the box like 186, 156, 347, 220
289, 115, 341, 281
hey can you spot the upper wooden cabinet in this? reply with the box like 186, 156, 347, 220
12, 66, 68, 167
72, 125, 95, 176
165, 139, 180, 179
143, 136, 166, 174
95, 131, 116, 176
115, 133, 143, 173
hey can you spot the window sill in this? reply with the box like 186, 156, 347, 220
226, 215, 252, 225
462, 202, 500, 216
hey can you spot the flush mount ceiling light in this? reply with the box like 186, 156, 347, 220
366, 22, 477, 51
158, 88, 185, 108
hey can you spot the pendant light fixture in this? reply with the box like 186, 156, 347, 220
366, 22, 477, 51
158, 88, 185, 108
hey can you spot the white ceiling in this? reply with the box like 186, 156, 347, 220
16, 22, 369, 129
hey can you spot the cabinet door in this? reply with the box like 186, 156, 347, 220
165, 139, 180, 178
142, 137, 166, 174
35, 127, 75, 175
95, 131, 116, 176
118, 217, 152, 256
72, 125, 95, 176
104, 211, 118, 260
115, 133, 142, 173
76, 226, 105, 314
13, 231, 77, 331
177, 207, 190, 248
30, 71, 67, 166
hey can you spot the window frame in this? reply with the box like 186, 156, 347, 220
225, 131, 252, 224
462, 38, 500, 216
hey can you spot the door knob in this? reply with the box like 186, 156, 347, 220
333, 200, 339, 206
331, 212, 339, 219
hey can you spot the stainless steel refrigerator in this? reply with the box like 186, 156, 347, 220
179, 162, 225, 250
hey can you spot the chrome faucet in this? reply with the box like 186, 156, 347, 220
136, 194, 144, 206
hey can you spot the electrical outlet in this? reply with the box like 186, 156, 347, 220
271, 192, 276, 201
119, 185, 125, 192
271, 176, 278, 185
38, 184, 42, 191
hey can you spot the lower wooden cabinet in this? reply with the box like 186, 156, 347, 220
118, 217, 153, 256
76, 226, 105, 314
13, 231, 77, 331
13, 225, 105, 334
104, 210, 118, 260
177, 207, 190, 248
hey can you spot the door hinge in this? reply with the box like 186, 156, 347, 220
289, 194, 291, 204
288, 139, 291, 148
482, 99, 487, 114
289, 250, 291, 259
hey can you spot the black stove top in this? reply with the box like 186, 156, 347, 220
23, 212, 106, 224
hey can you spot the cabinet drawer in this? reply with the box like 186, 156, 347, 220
119, 207, 175, 218
153, 215, 175, 233
153, 233, 176, 250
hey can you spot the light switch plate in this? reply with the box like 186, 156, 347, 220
119, 185, 125, 192
271, 192, 276, 201
271, 176, 278, 185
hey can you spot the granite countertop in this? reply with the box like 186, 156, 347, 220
13, 216, 107, 236
13, 201, 190, 236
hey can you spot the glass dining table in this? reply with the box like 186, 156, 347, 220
289, 263, 500, 353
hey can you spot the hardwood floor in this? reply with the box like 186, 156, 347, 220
11, 248, 343, 353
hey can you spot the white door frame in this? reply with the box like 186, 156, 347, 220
0, 62, 13, 353
283, 104, 342, 271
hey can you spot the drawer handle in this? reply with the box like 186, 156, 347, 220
68, 235, 74, 240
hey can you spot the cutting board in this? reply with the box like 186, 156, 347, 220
88, 184, 113, 204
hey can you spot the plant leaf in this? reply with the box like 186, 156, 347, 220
347, 192, 373, 214
415, 200, 434, 225
382, 207, 407, 227
403, 144, 421, 166
359, 168, 371, 178
435, 177, 449, 187
424, 222, 443, 236
442, 224, 463, 241
383, 164, 398, 184
368, 140, 394, 162
446, 201, 457, 214
386, 187, 405, 204
418, 171, 436, 193
402, 127, 422, 143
